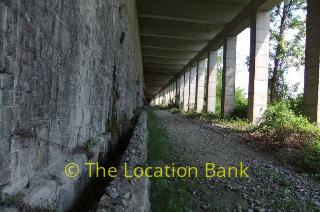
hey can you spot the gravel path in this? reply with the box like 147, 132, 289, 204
155, 110, 320, 211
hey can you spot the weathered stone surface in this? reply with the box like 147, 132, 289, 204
0, 0, 144, 210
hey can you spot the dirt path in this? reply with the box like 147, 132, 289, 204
154, 109, 320, 211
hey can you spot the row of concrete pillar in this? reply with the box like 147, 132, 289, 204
152, 1, 320, 124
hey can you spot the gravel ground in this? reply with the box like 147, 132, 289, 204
154, 110, 320, 211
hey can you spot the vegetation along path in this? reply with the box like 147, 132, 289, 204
147, 109, 320, 212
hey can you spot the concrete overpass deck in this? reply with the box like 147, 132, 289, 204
138, 0, 280, 99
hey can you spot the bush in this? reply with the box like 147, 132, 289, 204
169, 108, 182, 114
261, 101, 315, 133
287, 94, 304, 116
197, 112, 220, 122
258, 101, 320, 175
232, 88, 248, 119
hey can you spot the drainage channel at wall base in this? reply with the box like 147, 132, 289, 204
68, 119, 137, 212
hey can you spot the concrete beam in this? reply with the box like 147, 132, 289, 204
144, 77, 173, 81
142, 54, 192, 60
141, 36, 207, 51
137, 0, 248, 24
141, 45, 199, 52
141, 33, 209, 42
139, 18, 223, 40
141, 47, 197, 59
303, 0, 320, 123
144, 70, 178, 76
143, 62, 185, 70
222, 37, 237, 117
142, 56, 190, 65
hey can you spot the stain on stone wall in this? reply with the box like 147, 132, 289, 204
0, 0, 144, 210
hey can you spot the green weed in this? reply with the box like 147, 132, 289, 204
83, 137, 99, 151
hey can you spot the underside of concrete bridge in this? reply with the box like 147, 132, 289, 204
140, 0, 280, 122
147, 0, 320, 124
139, 0, 252, 98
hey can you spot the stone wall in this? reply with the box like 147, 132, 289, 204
0, 0, 144, 210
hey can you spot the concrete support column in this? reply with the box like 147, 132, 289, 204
162, 91, 164, 105
162, 90, 165, 105
170, 83, 173, 104
248, 10, 270, 123
168, 85, 171, 104
189, 64, 198, 110
166, 87, 169, 105
222, 36, 237, 117
303, 0, 320, 122
174, 80, 177, 105
169, 85, 171, 104
161, 92, 164, 105
175, 79, 179, 105
173, 81, 176, 103
183, 69, 191, 111
207, 50, 218, 113
169, 82, 174, 104
197, 58, 207, 112
179, 75, 184, 107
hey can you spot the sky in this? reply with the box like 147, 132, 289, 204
235, 28, 305, 96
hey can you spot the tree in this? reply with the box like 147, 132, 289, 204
269, 0, 306, 102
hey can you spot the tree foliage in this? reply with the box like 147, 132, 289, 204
269, 0, 306, 102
